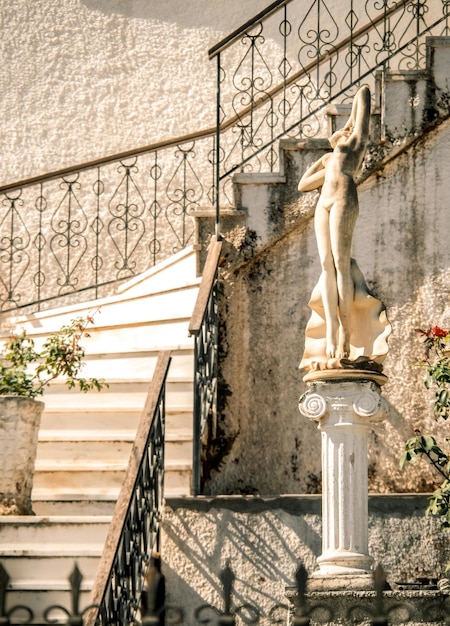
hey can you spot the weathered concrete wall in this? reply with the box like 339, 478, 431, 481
162, 496, 450, 624
207, 113, 450, 496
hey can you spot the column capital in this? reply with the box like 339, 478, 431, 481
299, 380, 389, 427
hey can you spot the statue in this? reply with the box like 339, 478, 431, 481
298, 86, 391, 375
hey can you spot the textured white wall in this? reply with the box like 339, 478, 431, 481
0, 0, 266, 183
162, 496, 450, 620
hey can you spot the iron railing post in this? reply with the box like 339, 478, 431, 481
215, 52, 222, 240
189, 238, 223, 495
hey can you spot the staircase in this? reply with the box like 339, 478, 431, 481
1, 1, 450, 622
0, 244, 200, 613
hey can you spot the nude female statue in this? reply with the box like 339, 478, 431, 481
298, 85, 371, 360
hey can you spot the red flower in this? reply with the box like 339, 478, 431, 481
432, 326, 449, 338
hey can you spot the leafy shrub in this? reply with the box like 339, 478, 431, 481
401, 326, 450, 529
0, 316, 106, 398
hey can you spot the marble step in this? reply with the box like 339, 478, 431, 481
67, 348, 195, 380
31, 466, 191, 514
32, 493, 119, 516
40, 379, 193, 410
9, 281, 200, 339
116, 244, 200, 296
33, 461, 191, 492
0, 515, 111, 546
0, 554, 101, 581
39, 407, 192, 433
36, 431, 192, 458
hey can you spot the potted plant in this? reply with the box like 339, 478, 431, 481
0, 316, 105, 515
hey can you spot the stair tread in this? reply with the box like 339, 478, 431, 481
41, 405, 193, 413
42, 376, 193, 385
6, 580, 94, 590
32, 488, 120, 500
35, 460, 192, 469
38, 430, 192, 441
0, 515, 112, 524
0, 545, 105, 557
35, 460, 129, 470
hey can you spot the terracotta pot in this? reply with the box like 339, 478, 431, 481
0, 396, 44, 515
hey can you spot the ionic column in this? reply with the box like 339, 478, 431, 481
299, 379, 388, 590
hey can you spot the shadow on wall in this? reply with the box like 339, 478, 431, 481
80, 0, 265, 33
162, 495, 450, 618
162, 498, 322, 615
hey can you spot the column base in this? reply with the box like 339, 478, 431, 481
310, 551, 374, 590
308, 573, 374, 591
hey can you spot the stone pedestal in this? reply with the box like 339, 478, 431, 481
299, 377, 389, 590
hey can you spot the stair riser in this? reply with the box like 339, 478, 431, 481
41, 381, 193, 408
165, 440, 193, 462
118, 247, 199, 297
36, 440, 134, 463
0, 522, 110, 545
0, 555, 100, 581
39, 410, 192, 432
74, 351, 194, 380
36, 439, 192, 463
32, 499, 116, 516
17, 321, 194, 361
3, 589, 92, 616
33, 468, 191, 494
164, 470, 192, 495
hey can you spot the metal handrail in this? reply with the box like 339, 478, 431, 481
86, 350, 171, 626
210, 0, 450, 227
208, 0, 405, 59
208, 0, 293, 59
189, 237, 223, 495
0, 0, 434, 199
0, 128, 217, 194
0, 0, 411, 195
211, 0, 411, 117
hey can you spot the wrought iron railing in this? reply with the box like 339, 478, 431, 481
1, 558, 449, 624
0, 134, 216, 313
209, 0, 450, 213
188, 237, 223, 496
84, 350, 171, 626
1, 1, 449, 313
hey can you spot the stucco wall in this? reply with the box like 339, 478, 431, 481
207, 114, 450, 496
0, 0, 265, 183
162, 496, 450, 624
3, 1, 445, 185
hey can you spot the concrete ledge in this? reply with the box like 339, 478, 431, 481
286, 588, 448, 625
165, 493, 430, 514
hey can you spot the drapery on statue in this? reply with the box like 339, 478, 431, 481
298, 85, 391, 374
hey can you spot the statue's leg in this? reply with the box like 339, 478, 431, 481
314, 203, 339, 358
329, 200, 359, 358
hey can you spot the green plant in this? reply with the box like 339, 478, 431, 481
0, 316, 106, 398
401, 326, 450, 529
